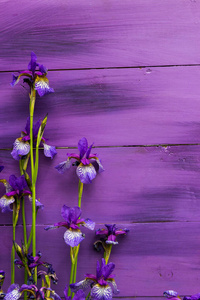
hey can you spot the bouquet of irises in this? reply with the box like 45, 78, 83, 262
0, 53, 129, 300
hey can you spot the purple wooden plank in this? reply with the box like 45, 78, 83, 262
1, 145, 200, 225
1, 223, 200, 297
1, 0, 200, 70
1, 67, 200, 148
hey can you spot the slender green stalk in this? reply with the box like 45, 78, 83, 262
11, 211, 16, 284
29, 87, 37, 283
78, 180, 83, 208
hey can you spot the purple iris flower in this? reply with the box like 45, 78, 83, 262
4, 284, 61, 300
163, 290, 180, 300
0, 175, 43, 213
11, 52, 54, 97
96, 224, 129, 245
55, 137, 104, 184
45, 205, 95, 247
11, 117, 57, 160
70, 258, 119, 300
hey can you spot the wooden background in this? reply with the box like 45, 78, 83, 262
1, 0, 200, 298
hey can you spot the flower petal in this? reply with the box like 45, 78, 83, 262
76, 163, 96, 184
91, 284, 113, 300
11, 138, 30, 160
78, 138, 88, 159
0, 179, 13, 193
102, 262, 115, 280
61, 205, 71, 222
34, 75, 54, 97
81, 218, 95, 230
28, 196, 44, 210
55, 159, 72, 174
0, 195, 15, 213
70, 279, 93, 293
43, 143, 57, 159
106, 235, 118, 245
63, 229, 85, 247
107, 278, 120, 295
73, 290, 86, 300
28, 52, 37, 73
69, 206, 82, 223
5, 284, 21, 300
163, 291, 179, 298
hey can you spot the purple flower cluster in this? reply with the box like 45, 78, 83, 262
96, 224, 129, 245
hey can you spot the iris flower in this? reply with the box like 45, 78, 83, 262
70, 258, 119, 300
11, 117, 57, 160
4, 284, 61, 300
55, 137, 104, 184
11, 52, 54, 97
45, 205, 95, 247
96, 224, 129, 245
0, 174, 43, 213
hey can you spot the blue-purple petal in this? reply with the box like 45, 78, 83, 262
34, 75, 54, 97
76, 163, 96, 184
11, 138, 30, 160
55, 159, 72, 174
163, 291, 179, 298
0, 195, 15, 213
38, 64, 47, 74
68, 206, 82, 223
5, 284, 21, 300
28, 52, 37, 73
10, 74, 19, 87
70, 279, 92, 293
73, 290, 86, 300
107, 279, 119, 295
28, 196, 44, 210
82, 218, 95, 230
63, 229, 85, 247
90, 284, 112, 300
78, 138, 88, 159
102, 262, 115, 280
43, 143, 57, 159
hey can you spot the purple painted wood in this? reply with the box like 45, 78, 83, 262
1, 145, 200, 226
1, 0, 200, 70
1, 66, 200, 148
1, 223, 200, 297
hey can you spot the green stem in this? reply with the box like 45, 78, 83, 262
68, 247, 75, 297
29, 88, 37, 283
78, 180, 83, 208
11, 214, 16, 284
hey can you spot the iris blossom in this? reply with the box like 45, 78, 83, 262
11, 117, 57, 161
0, 175, 43, 213
163, 291, 181, 300
55, 137, 104, 184
4, 284, 61, 300
96, 224, 129, 245
70, 258, 119, 300
11, 52, 54, 97
45, 205, 95, 247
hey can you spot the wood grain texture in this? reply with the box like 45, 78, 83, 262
1, 0, 200, 70
1, 66, 200, 148
1, 145, 200, 226
1, 223, 200, 297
